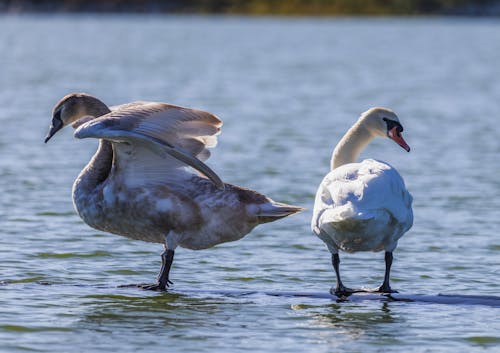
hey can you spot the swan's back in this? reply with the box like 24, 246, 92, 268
312, 159, 413, 252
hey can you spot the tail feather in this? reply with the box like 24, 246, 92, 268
256, 201, 304, 224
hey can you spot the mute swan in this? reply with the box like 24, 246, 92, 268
45, 93, 303, 291
311, 107, 413, 297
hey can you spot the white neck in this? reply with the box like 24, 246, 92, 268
330, 121, 375, 170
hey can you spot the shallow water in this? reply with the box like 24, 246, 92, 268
1, 15, 500, 352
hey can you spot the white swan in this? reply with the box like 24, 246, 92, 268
45, 93, 303, 290
311, 107, 413, 297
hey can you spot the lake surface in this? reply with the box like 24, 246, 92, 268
1, 15, 500, 352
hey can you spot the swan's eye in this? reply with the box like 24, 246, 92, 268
383, 118, 403, 134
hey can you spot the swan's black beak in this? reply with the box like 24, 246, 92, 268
44, 116, 63, 143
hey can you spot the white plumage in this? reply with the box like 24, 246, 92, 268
312, 159, 413, 253
311, 107, 413, 297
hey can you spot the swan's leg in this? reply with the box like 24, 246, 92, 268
140, 232, 178, 291
157, 248, 175, 288
330, 253, 355, 297
375, 251, 398, 293
140, 247, 175, 291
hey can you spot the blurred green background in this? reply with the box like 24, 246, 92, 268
1, 0, 499, 15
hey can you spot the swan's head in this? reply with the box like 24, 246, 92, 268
361, 107, 410, 152
45, 93, 108, 143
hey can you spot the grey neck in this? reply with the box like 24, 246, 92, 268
72, 100, 113, 213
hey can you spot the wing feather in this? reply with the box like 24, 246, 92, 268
89, 102, 222, 161
74, 101, 224, 189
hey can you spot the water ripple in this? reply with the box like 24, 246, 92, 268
0, 15, 499, 353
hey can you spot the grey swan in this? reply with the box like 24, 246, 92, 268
45, 93, 303, 290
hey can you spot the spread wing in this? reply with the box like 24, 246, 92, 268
100, 101, 222, 161
74, 102, 224, 189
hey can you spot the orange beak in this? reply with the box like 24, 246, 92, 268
388, 126, 410, 152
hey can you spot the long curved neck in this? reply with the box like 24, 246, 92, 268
72, 99, 113, 210
330, 121, 375, 170
72, 140, 113, 206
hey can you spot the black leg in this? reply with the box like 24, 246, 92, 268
331, 253, 355, 297
376, 251, 398, 293
140, 249, 175, 291
157, 249, 175, 289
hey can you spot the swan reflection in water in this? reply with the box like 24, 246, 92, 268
292, 301, 399, 348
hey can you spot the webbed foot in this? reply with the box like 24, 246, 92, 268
137, 279, 173, 292
367, 284, 398, 294
330, 285, 361, 298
